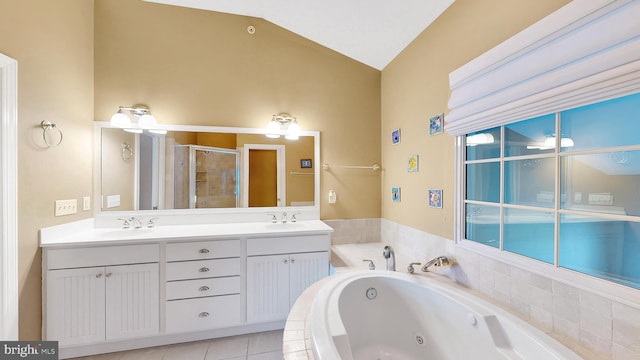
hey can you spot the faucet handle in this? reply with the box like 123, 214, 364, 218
117, 218, 131, 229
362, 259, 375, 270
407, 262, 421, 274
290, 212, 302, 223
267, 214, 278, 223
147, 218, 159, 228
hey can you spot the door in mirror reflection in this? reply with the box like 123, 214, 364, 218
249, 149, 277, 207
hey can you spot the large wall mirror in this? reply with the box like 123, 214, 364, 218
95, 122, 319, 214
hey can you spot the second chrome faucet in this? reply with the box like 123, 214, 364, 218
382, 245, 395, 271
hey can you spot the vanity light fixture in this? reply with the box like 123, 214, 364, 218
266, 113, 301, 140
110, 105, 166, 134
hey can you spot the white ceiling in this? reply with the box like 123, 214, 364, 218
144, 0, 455, 70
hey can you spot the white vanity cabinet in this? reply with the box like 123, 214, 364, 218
44, 244, 160, 347
164, 239, 243, 333
246, 235, 330, 323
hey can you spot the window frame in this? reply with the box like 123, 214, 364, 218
455, 112, 640, 307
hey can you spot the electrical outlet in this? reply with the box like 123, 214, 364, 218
83, 196, 91, 211
55, 199, 77, 216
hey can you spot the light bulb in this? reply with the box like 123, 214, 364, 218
266, 118, 281, 138
110, 111, 131, 128
285, 120, 301, 140
138, 114, 158, 129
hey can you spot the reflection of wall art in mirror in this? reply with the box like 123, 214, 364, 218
392, 128, 401, 144
301, 159, 312, 168
392, 187, 401, 202
428, 189, 443, 208
408, 154, 419, 173
429, 113, 444, 135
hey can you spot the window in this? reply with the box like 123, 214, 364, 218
461, 93, 640, 290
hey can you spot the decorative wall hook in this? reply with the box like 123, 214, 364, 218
40, 120, 63, 147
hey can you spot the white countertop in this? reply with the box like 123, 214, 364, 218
40, 219, 333, 247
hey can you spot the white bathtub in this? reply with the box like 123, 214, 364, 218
309, 271, 582, 360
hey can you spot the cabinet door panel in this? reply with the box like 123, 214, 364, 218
46, 267, 105, 346
247, 255, 290, 322
289, 252, 329, 306
105, 263, 159, 340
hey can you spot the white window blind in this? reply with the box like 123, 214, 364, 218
446, 0, 640, 136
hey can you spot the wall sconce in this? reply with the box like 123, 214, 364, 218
110, 105, 166, 134
266, 113, 301, 140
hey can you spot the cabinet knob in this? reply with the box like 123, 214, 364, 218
199, 267, 210, 273
283, 259, 288, 264
198, 312, 210, 318
291, 259, 295, 264
199, 249, 210, 254
105, 273, 112, 278
96, 273, 102, 278
199, 286, 210, 292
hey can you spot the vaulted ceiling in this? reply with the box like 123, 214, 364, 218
144, 0, 455, 70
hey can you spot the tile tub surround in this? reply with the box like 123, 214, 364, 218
323, 218, 381, 245
380, 219, 640, 360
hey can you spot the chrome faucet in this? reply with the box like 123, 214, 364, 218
129, 217, 143, 229
281, 212, 287, 224
421, 256, 450, 272
382, 245, 395, 271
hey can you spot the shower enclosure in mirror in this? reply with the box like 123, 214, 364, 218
173, 145, 240, 209
97, 123, 317, 212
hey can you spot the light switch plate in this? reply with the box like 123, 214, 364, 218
107, 195, 120, 208
55, 199, 77, 216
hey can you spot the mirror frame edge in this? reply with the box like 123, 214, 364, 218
93, 121, 321, 221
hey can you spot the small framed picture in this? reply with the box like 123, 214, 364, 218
301, 159, 312, 168
408, 154, 419, 172
392, 187, 401, 202
429, 114, 444, 135
392, 128, 401, 145
428, 189, 443, 208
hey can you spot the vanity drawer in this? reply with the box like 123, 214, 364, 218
47, 244, 159, 270
165, 294, 241, 333
166, 258, 241, 281
247, 235, 330, 256
166, 239, 240, 261
166, 276, 241, 300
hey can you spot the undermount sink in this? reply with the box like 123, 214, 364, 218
264, 222, 307, 230
97, 228, 157, 238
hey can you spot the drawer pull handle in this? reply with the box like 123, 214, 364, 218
199, 267, 210, 272
199, 286, 210, 292
199, 312, 210, 318
199, 249, 210, 254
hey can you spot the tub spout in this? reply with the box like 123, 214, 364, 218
421, 256, 450, 272
382, 245, 396, 271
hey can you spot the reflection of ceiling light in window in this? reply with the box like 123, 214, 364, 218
527, 135, 574, 150
466, 133, 494, 146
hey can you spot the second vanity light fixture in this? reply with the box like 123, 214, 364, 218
110, 105, 166, 134
266, 113, 301, 140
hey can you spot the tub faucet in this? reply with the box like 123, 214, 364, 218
382, 245, 396, 271
421, 256, 450, 272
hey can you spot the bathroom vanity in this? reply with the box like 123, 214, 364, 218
40, 219, 332, 358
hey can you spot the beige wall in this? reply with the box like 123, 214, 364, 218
94, 0, 382, 220
381, 0, 571, 240
0, 0, 95, 340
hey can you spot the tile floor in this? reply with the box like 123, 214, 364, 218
71, 330, 284, 360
